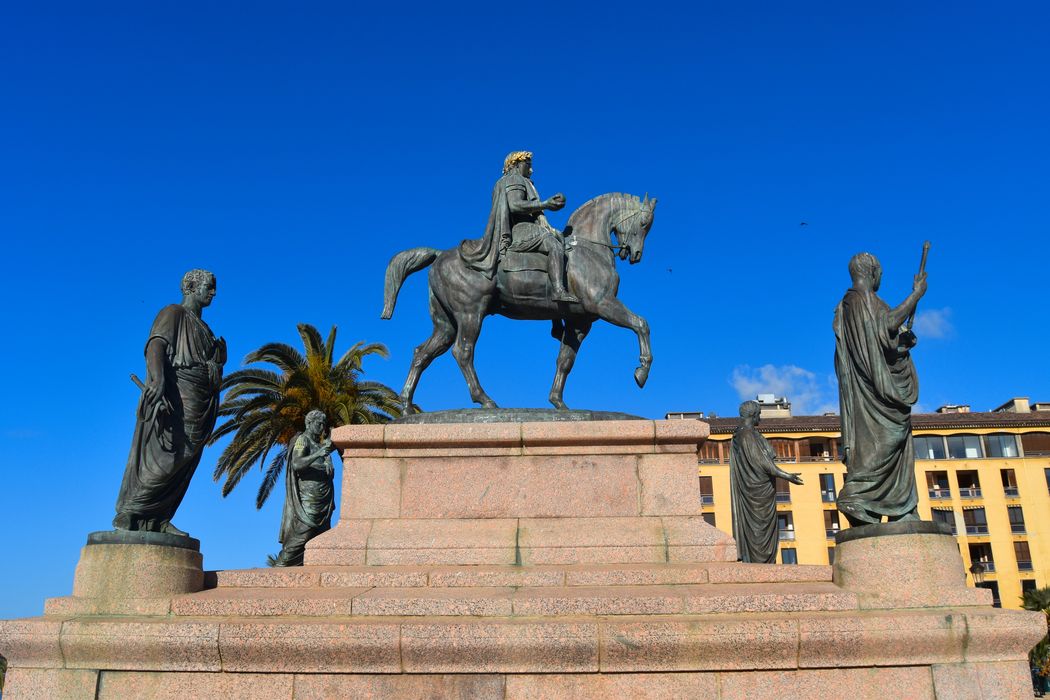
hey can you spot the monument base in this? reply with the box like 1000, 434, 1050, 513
1, 419, 1043, 699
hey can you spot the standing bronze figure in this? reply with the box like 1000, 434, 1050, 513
382, 151, 657, 410
113, 269, 226, 537
834, 250, 928, 526
275, 410, 335, 567
730, 400, 803, 563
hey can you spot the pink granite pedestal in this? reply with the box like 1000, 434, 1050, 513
1, 417, 1044, 699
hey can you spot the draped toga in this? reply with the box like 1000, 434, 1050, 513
275, 432, 335, 566
115, 304, 224, 526
833, 288, 919, 524
729, 425, 782, 564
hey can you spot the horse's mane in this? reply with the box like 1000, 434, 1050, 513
567, 192, 641, 228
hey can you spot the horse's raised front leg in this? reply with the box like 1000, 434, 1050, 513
399, 292, 456, 413
549, 319, 592, 410
451, 312, 498, 408
594, 297, 652, 387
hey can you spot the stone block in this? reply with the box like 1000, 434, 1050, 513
385, 421, 522, 451
44, 596, 172, 616
511, 585, 685, 616
563, 563, 710, 587
682, 583, 856, 615
62, 618, 221, 671
319, 567, 428, 588
705, 562, 832, 584
505, 672, 718, 699
521, 420, 657, 454
352, 587, 514, 616
218, 620, 401, 673
958, 608, 1049, 662
171, 587, 364, 617
399, 455, 641, 519
637, 453, 703, 515
931, 660, 1034, 700
341, 457, 401, 518
600, 618, 799, 672
718, 666, 935, 700
428, 565, 565, 588
365, 518, 518, 565
208, 566, 323, 588
3, 668, 99, 700
293, 674, 506, 700
303, 519, 372, 566
654, 418, 709, 445
331, 423, 385, 452
0, 617, 68, 668
97, 671, 294, 699
798, 610, 962, 667
401, 621, 599, 672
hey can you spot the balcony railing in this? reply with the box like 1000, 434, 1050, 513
974, 560, 996, 573
775, 492, 791, 503
778, 530, 795, 541
700, 494, 714, 506
958, 487, 982, 498
825, 528, 839, 539
1003, 487, 1019, 497
928, 488, 951, 500
1010, 524, 1026, 534
965, 525, 989, 535
821, 491, 836, 503
1018, 561, 1034, 572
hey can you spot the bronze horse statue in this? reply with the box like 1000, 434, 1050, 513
381, 192, 657, 411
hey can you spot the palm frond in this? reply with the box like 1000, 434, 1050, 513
256, 447, 289, 509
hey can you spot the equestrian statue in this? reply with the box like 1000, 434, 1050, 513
381, 151, 657, 411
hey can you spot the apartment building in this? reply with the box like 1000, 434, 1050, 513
678, 396, 1050, 610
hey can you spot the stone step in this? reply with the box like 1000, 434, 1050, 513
207, 562, 833, 590
172, 581, 854, 617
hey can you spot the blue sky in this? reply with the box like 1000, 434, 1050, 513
1, 2, 1047, 619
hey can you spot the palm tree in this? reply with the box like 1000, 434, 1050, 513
209, 324, 403, 508
1024, 585, 1050, 683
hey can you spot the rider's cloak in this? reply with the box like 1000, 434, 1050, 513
458, 171, 528, 278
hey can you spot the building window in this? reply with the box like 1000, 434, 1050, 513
781, 548, 798, 565
968, 542, 995, 572
983, 434, 1019, 458
962, 508, 988, 535
926, 471, 951, 499
699, 476, 714, 505
775, 477, 792, 503
1008, 506, 1026, 534
701, 512, 717, 527
800, 438, 832, 461
931, 507, 957, 535
957, 470, 982, 498
819, 473, 836, 502
915, 435, 946, 460
699, 440, 724, 464
827, 547, 836, 565
1022, 580, 1037, 595
777, 512, 795, 541
1014, 542, 1033, 572
947, 435, 983, 459
1045, 468, 1050, 495
1021, 432, 1050, 456
1000, 469, 1019, 497
824, 510, 840, 539
769, 439, 797, 462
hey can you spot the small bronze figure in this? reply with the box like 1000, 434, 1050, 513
729, 400, 803, 563
274, 410, 335, 567
113, 269, 226, 537
834, 250, 928, 526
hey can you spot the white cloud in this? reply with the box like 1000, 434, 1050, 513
729, 364, 839, 416
913, 307, 954, 340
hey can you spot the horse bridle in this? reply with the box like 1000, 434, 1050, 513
571, 207, 647, 252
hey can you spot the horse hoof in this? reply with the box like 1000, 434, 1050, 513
480, 400, 499, 409
549, 398, 569, 411
634, 366, 650, 388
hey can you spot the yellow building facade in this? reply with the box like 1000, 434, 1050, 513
687, 400, 1050, 610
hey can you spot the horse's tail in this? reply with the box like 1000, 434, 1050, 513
381, 247, 440, 319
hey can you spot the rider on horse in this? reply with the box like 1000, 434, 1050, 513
459, 151, 579, 303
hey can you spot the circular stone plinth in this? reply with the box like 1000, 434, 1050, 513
834, 520, 952, 545
87, 529, 201, 551
393, 407, 645, 424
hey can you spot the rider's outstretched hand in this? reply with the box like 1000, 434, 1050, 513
546, 193, 566, 211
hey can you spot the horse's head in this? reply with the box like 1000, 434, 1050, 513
613, 194, 657, 265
